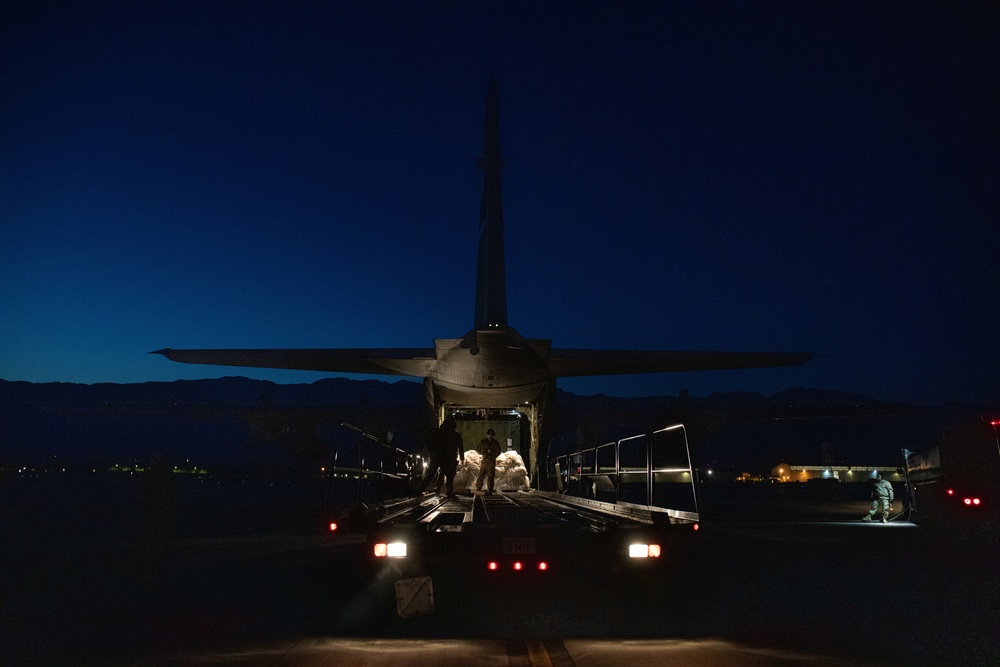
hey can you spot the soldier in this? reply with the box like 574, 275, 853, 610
417, 418, 464, 498
475, 428, 502, 494
862, 472, 894, 523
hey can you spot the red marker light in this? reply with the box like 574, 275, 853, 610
964, 498, 972, 506
973, 498, 982, 506
947, 489, 955, 496
537, 561, 549, 571
513, 562, 524, 571
488, 561, 499, 571
693, 523, 700, 531
329, 522, 338, 532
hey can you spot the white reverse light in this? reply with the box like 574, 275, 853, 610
629, 544, 662, 558
373, 542, 407, 558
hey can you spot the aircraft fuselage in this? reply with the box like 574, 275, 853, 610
429, 327, 551, 407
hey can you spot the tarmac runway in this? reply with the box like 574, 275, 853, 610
2, 486, 997, 666
136, 636, 893, 666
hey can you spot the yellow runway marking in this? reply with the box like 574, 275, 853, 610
524, 638, 554, 667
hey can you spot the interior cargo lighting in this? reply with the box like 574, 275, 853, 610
373, 542, 407, 558
629, 544, 662, 558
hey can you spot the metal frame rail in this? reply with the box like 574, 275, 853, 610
325, 422, 422, 516
546, 423, 700, 518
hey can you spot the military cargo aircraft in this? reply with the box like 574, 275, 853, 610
155, 79, 813, 479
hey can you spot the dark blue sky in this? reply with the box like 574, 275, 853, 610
2, 1, 998, 406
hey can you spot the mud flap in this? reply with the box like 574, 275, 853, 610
394, 576, 434, 619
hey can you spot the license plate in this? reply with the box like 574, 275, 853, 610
503, 537, 535, 554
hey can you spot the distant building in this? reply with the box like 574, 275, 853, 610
771, 462, 903, 483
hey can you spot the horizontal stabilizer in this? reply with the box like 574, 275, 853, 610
546, 350, 815, 378
152, 348, 436, 377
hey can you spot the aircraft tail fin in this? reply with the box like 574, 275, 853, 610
474, 77, 508, 330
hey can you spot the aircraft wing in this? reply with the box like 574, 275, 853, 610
151, 348, 436, 377
546, 349, 815, 377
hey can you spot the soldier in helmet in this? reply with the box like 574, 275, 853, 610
862, 472, 894, 523
475, 428, 502, 494
417, 418, 464, 498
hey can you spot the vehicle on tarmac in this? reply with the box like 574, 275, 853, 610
904, 421, 999, 536
326, 420, 700, 617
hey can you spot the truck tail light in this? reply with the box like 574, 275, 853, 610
487, 560, 549, 572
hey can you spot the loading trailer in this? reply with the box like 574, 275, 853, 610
329, 423, 701, 582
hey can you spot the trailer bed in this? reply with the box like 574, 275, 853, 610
366, 488, 699, 578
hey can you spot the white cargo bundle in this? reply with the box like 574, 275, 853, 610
454, 449, 531, 491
